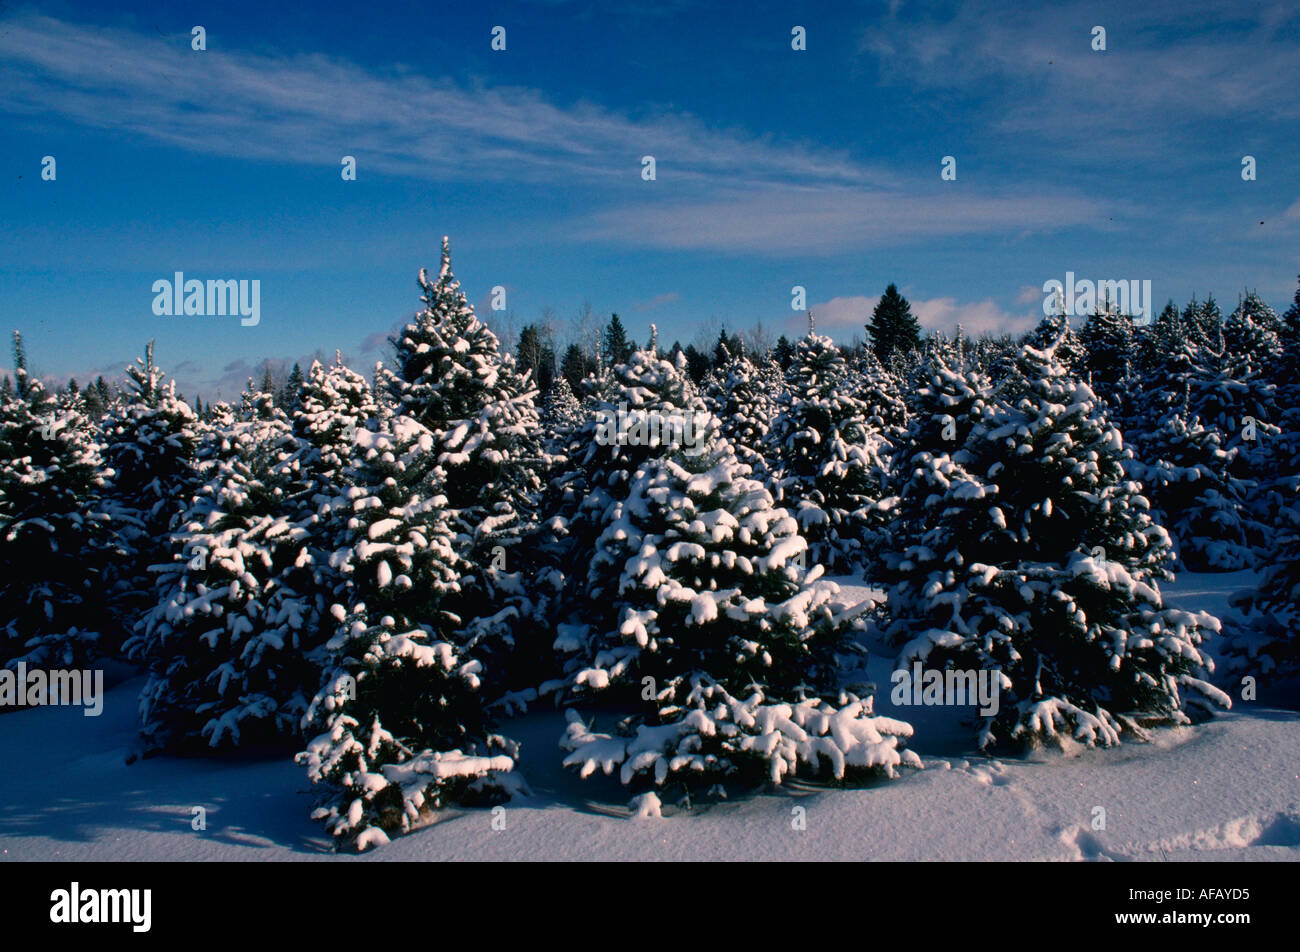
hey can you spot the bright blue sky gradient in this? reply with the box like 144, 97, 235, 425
1, 0, 1297, 400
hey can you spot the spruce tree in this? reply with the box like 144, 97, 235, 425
603, 314, 633, 366
773, 335, 795, 370
550, 333, 706, 604
280, 363, 305, 414
1126, 411, 1263, 571
298, 415, 522, 851
1025, 310, 1087, 376
703, 347, 778, 473
765, 327, 892, 572
560, 343, 595, 394
881, 342, 1229, 749
127, 383, 328, 753
560, 424, 918, 801
867, 284, 921, 365
385, 237, 549, 698
852, 347, 909, 441
541, 376, 583, 450
0, 334, 110, 668
1080, 305, 1135, 396
99, 342, 201, 650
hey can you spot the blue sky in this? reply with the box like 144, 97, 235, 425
1, 0, 1297, 400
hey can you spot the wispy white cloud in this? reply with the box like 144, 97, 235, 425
0, 13, 880, 189
573, 183, 1111, 254
0, 12, 1119, 255
803, 292, 1039, 340
860, 1, 1300, 149
634, 292, 680, 312
1015, 284, 1042, 305
911, 296, 1040, 338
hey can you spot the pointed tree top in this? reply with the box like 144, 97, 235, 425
648, 323, 658, 354
440, 235, 453, 277
808, 310, 815, 335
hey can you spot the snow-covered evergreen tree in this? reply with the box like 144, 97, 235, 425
703, 346, 778, 473
880, 342, 1229, 749
1026, 310, 1087, 376
0, 335, 110, 668
384, 238, 549, 696
765, 328, 892, 572
1225, 283, 1300, 675
386, 238, 544, 548
541, 376, 583, 450
127, 382, 329, 753
559, 429, 918, 798
1126, 411, 1262, 571
1224, 293, 1283, 373
99, 342, 200, 648
1184, 295, 1225, 355
1080, 305, 1135, 403
298, 416, 522, 851
851, 347, 909, 440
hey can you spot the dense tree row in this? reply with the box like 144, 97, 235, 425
3, 249, 1297, 850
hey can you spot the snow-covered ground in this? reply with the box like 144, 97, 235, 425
2, 571, 1296, 862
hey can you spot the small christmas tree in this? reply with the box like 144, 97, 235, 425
127, 385, 327, 753
881, 342, 1229, 749
703, 347, 778, 473
765, 326, 891, 572
1126, 411, 1263, 571
99, 342, 201, 650
0, 333, 110, 668
560, 429, 918, 796
541, 376, 583, 450
298, 416, 522, 851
